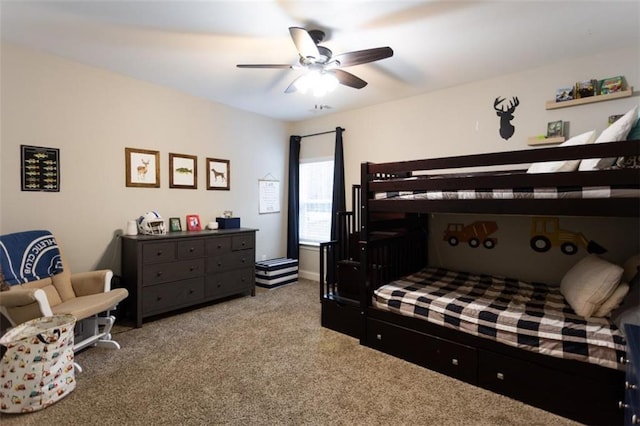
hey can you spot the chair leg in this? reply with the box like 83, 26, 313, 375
73, 312, 121, 352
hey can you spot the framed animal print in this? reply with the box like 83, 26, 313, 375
125, 147, 160, 188
169, 153, 197, 189
206, 158, 230, 190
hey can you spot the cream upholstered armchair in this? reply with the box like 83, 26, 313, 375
0, 238, 128, 360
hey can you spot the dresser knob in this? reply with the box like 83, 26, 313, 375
156, 251, 162, 256
625, 381, 638, 390
156, 271, 163, 277
189, 247, 194, 252
157, 296, 162, 301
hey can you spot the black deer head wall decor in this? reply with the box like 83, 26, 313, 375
494, 96, 519, 140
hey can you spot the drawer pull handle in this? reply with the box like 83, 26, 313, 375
189, 289, 194, 294
190, 266, 197, 272
625, 381, 638, 390
376, 334, 382, 341
217, 244, 222, 249
619, 401, 629, 409
620, 356, 630, 364
451, 358, 458, 366
156, 271, 163, 277
189, 247, 194, 252
156, 251, 162, 256
217, 262, 222, 267
496, 372, 504, 380
632, 414, 639, 424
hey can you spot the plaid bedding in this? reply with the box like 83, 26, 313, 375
373, 186, 640, 200
373, 267, 626, 370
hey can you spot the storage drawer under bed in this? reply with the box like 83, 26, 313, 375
478, 349, 624, 425
366, 317, 477, 384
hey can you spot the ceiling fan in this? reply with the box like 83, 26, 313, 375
237, 27, 393, 94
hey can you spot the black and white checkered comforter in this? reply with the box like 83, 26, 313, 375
373, 267, 626, 370
373, 186, 640, 200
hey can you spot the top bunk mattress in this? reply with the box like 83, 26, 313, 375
372, 266, 626, 370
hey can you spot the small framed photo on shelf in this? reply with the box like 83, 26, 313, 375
169, 153, 197, 189
555, 87, 574, 102
546, 120, 564, 138
169, 217, 182, 232
206, 158, 230, 191
186, 214, 201, 231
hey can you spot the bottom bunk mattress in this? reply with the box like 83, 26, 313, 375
372, 267, 626, 370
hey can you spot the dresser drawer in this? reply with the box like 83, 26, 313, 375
177, 239, 205, 259
142, 277, 204, 315
206, 250, 253, 273
232, 234, 254, 251
206, 237, 232, 255
142, 259, 205, 286
205, 268, 253, 299
143, 242, 176, 264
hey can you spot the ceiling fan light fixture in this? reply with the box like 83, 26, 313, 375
295, 70, 338, 97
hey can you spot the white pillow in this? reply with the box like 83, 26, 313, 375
579, 104, 639, 171
527, 130, 596, 174
560, 255, 623, 317
592, 282, 629, 317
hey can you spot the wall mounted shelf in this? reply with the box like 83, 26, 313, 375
545, 87, 634, 110
527, 136, 565, 146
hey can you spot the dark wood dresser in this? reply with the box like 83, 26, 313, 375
623, 324, 640, 425
121, 228, 257, 327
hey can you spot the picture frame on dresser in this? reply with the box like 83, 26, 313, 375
206, 158, 230, 190
169, 217, 182, 232
186, 214, 201, 231
125, 147, 160, 188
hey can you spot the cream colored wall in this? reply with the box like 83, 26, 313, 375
290, 47, 640, 281
0, 44, 290, 274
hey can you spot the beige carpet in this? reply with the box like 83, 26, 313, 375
1, 279, 579, 425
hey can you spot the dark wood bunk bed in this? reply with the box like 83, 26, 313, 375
339, 140, 639, 425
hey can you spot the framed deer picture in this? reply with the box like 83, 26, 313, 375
206, 158, 230, 190
125, 147, 160, 188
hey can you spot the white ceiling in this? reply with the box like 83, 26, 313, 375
2, 1, 639, 122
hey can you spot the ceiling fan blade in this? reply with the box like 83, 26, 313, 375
289, 27, 320, 61
332, 47, 393, 67
236, 64, 293, 69
335, 69, 367, 89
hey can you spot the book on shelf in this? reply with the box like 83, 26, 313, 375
575, 79, 598, 99
599, 76, 625, 95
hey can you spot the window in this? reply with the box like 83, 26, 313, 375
299, 158, 334, 245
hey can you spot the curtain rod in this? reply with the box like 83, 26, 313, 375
299, 127, 345, 139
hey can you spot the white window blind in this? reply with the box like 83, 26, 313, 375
299, 159, 334, 245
